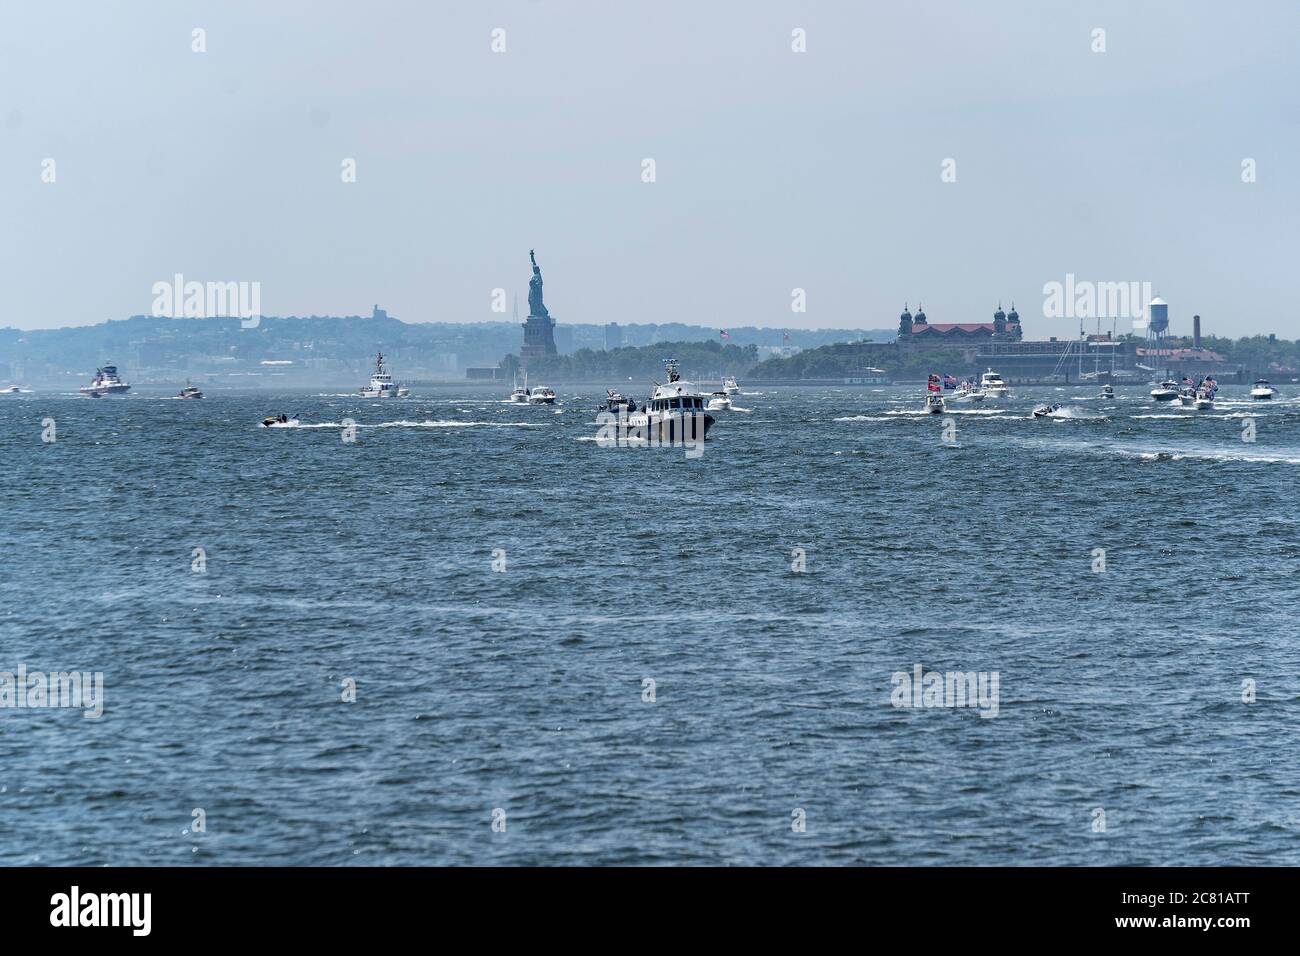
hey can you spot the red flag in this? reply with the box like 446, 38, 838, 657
719, 329, 730, 340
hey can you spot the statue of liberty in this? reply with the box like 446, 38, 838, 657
527, 249, 549, 318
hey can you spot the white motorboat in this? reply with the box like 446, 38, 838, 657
949, 382, 985, 403
1178, 384, 1196, 406
79, 365, 131, 396
2, 385, 21, 394
1150, 379, 1179, 401
528, 385, 557, 405
509, 375, 530, 404
360, 352, 409, 397
924, 393, 945, 414
979, 369, 1009, 397
1100, 384, 1114, 399
178, 382, 203, 399
1193, 388, 1215, 411
706, 391, 733, 411
1250, 380, 1278, 400
722, 375, 740, 396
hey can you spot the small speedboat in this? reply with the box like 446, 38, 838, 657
1194, 389, 1215, 410
1150, 380, 1179, 401
924, 393, 945, 414
509, 373, 531, 403
1032, 403, 1063, 418
598, 390, 636, 414
178, 382, 203, 399
1, 385, 20, 394
528, 386, 557, 405
261, 414, 300, 427
1178, 385, 1196, 406
706, 391, 733, 412
1100, 384, 1114, 399
723, 376, 740, 396
1250, 380, 1278, 400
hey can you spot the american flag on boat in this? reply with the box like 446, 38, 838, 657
942, 374, 958, 389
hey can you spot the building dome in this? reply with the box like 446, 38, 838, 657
993, 302, 1006, 322
913, 303, 927, 324
899, 303, 912, 322
1007, 302, 1020, 322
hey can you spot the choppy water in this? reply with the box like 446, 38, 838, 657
2, 383, 1298, 865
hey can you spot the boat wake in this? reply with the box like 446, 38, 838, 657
265, 419, 545, 429
1043, 406, 1104, 419
1116, 447, 1300, 466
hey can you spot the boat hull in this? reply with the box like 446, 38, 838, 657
618, 412, 715, 444
79, 384, 130, 395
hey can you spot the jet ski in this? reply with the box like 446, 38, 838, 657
1032, 403, 1063, 418
262, 414, 300, 427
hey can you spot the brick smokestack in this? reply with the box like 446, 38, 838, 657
1193, 314, 1201, 348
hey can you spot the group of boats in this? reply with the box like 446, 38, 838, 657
598, 373, 740, 415
923, 370, 1009, 413
1147, 376, 1278, 408
924, 368, 1281, 417
76, 365, 203, 399
70, 353, 404, 404
509, 373, 557, 405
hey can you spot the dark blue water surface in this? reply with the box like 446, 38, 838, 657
2, 383, 1298, 865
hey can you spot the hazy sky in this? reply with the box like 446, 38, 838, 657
2, 1, 1297, 337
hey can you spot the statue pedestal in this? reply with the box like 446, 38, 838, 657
521, 312, 557, 360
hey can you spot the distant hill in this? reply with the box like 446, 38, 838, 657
505, 339, 759, 384
0, 313, 893, 386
